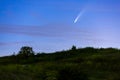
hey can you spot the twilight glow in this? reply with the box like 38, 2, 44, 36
0, 0, 120, 56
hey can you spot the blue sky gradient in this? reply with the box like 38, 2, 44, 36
0, 0, 120, 56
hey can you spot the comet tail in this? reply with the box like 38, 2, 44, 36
74, 10, 85, 23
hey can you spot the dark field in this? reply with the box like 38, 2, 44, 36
0, 47, 120, 80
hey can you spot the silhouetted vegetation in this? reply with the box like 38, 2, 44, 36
17, 46, 35, 58
0, 46, 120, 80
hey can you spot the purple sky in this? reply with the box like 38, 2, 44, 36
0, 0, 120, 56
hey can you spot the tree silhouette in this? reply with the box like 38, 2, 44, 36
17, 46, 34, 58
71, 45, 77, 51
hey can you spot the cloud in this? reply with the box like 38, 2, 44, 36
0, 23, 119, 46
0, 24, 94, 38
0, 41, 32, 46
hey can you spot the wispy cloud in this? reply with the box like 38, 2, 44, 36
0, 24, 94, 38
1, 23, 119, 47
0, 41, 32, 46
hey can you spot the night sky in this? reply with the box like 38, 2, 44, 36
0, 0, 120, 56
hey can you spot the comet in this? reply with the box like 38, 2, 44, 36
74, 10, 85, 24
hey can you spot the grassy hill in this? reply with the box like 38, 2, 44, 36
0, 47, 120, 80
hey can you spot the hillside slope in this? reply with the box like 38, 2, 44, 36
0, 47, 120, 80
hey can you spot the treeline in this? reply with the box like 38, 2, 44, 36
0, 46, 120, 64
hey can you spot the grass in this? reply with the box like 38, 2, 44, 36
0, 47, 120, 80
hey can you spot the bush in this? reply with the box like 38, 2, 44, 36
57, 66, 88, 80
